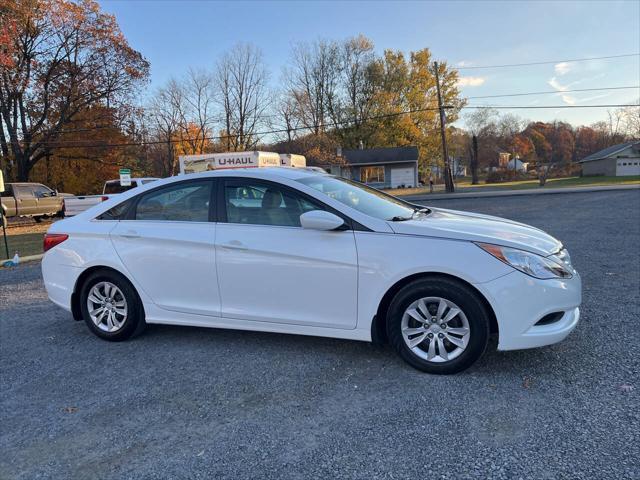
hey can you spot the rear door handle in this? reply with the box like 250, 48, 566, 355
119, 230, 140, 239
219, 240, 248, 250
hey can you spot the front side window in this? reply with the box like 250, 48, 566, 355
225, 181, 321, 227
297, 175, 418, 221
32, 184, 53, 198
360, 166, 385, 183
135, 181, 212, 222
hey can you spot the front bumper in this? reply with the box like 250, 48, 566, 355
477, 270, 582, 351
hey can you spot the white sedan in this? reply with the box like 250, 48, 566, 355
42, 168, 581, 374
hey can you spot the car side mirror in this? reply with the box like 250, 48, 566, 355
300, 210, 345, 231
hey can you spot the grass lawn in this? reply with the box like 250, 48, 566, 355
0, 232, 44, 260
388, 175, 640, 196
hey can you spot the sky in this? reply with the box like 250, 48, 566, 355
100, 0, 640, 128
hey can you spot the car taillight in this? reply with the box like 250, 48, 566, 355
101, 196, 109, 202
43, 234, 69, 252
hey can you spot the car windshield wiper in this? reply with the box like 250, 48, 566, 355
389, 215, 413, 221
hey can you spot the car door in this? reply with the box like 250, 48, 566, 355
216, 178, 358, 329
32, 184, 59, 214
110, 179, 220, 317
13, 185, 38, 215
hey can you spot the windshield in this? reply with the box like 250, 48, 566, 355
297, 176, 423, 221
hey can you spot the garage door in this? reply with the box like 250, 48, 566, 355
616, 160, 640, 176
390, 167, 415, 188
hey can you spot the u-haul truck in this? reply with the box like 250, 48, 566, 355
179, 151, 281, 175
279, 154, 307, 168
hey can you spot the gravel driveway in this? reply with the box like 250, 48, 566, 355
1, 190, 638, 479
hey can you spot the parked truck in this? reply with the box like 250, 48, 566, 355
63, 177, 159, 216
279, 153, 307, 168
1, 182, 65, 225
179, 151, 283, 175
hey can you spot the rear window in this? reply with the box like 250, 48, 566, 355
103, 181, 137, 195
103, 179, 158, 194
0, 185, 13, 197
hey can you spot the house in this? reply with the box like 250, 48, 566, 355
578, 141, 640, 176
507, 157, 529, 173
325, 146, 419, 188
430, 157, 467, 178
498, 152, 511, 168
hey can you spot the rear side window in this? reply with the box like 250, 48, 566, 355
13, 185, 34, 197
97, 200, 133, 220
135, 181, 212, 222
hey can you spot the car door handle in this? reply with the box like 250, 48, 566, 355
219, 240, 248, 250
119, 230, 140, 239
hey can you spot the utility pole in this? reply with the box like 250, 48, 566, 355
434, 62, 454, 193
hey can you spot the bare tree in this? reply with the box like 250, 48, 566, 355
215, 43, 270, 151
177, 68, 216, 154
273, 91, 300, 150
465, 108, 499, 183
329, 35, 380, 147
147, 81, 182, 176
287, 39, 340, 135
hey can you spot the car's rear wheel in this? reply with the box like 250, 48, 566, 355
387, 277, 490, 374
80, 270, 145, 341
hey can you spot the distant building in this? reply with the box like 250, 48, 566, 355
430, 157, 467, 178
578, 141, 640, 176
507, 157, 529, 173
498, 152, 511, 168
326, 146, 419, 188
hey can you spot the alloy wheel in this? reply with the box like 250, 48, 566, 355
401, 296, 470, 363
86, 281, 128, 333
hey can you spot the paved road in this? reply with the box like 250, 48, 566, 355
1, 190, 639, 479
401, 183, 640, 201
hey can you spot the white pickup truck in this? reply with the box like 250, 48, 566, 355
64, 178, 159, 217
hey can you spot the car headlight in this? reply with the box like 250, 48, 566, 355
476, 243, 573, 279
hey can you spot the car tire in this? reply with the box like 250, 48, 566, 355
80, 269, 146, 341
387, 277, 490, 374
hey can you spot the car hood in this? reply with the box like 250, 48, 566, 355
387, 207, 562, 256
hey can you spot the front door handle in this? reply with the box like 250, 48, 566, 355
119, 230, 140, 239
219, 240, 248, 250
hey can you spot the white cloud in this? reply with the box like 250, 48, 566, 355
554, 62, 571, 76
577, 92, 612, 103
548, 77, 568, 91
457, 60, 472, 67
457, 76, 486, 87
561, 95, 576, 105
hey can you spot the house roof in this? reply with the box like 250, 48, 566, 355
341, 146, 419, 165
578, 141, 640, 163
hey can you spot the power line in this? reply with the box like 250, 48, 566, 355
34, 102, 639, 150
466, 85, 640, 100
25, 86, 640, 136
457, 53, 640, 70
464, 104, 639, 109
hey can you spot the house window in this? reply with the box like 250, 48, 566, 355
360, 166, 385, 183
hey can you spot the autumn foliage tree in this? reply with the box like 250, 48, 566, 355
0, 0, 149, 181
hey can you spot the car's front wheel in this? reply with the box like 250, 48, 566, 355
387, 277, 490, 374
80, 269, 145, 341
